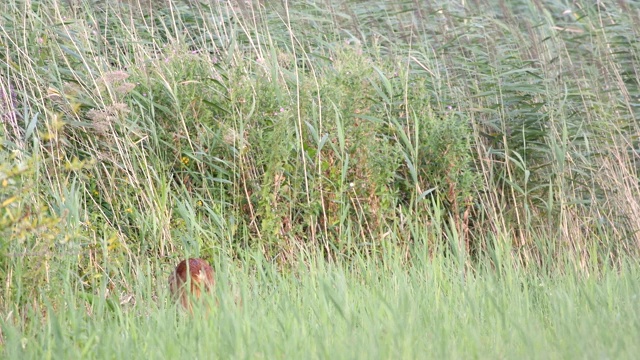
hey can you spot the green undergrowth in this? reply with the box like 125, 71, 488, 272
2, 254, 639, 359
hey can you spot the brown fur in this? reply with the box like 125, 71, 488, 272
168, 258, 215, 309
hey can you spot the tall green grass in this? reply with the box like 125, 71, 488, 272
2, 253, 640, 358
1, 0, 639, 357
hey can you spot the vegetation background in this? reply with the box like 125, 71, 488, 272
1, 0, 639, 358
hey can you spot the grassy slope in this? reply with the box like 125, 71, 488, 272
1, 0, 640, 358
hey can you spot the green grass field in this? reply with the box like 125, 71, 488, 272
3, 257, 640, 359
1, 0, 639, 358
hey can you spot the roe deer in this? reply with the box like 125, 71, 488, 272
168, 258, 215, 309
